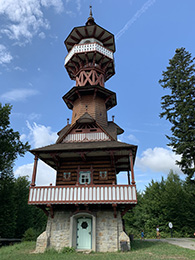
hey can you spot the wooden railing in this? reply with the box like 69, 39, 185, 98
65, 42, 113, 65
28, 184, 137, 205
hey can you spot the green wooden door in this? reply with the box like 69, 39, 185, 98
77, 217, 92, 250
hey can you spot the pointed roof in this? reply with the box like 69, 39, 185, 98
56, 112, 115, 144
86, 5, 96, 26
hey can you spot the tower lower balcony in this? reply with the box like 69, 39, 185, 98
28, 184, 137, 205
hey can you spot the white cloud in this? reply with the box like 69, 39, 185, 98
0, 44, 13, 64
0, 0, 64, 44
27, 121, 57, 148
15, 121, 58, 185
116, 0, 156, 40
38, 31, 45, 39
14, 66, 26, 71
0, 88, 39, 101
41, 0, 64, 13
76, 0, 81, 12
136, 147, 182, 174
14, 161, 56, 186
127, 134, 139, 144
28, 113, 41, 121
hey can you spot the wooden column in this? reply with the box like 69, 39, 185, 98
129, 152, 135, 185
31, 154, 38, 186
127, 170, 130, 185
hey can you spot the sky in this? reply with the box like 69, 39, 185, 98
0, 0, 194, 191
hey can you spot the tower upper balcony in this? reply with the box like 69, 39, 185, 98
64, 16, 115, 87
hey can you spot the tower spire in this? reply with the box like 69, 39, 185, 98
86, 5, 95, 25
89, 5, 93, 17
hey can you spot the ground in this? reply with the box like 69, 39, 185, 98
145, 238, 195, 250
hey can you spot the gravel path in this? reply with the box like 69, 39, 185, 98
145, 238, 195, 250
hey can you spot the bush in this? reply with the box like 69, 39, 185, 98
22, 228, 37, 241
61, 247, 76, 253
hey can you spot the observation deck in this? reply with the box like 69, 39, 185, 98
28, 184, 137, 205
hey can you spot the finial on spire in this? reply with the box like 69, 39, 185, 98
89, 5, 93, 17
86, 5, 96, 26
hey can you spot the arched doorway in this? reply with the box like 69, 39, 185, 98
77, 217, 92, 249
70, 212, 96, 251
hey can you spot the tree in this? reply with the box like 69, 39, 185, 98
0, 103, 30, 178
0, 103, 30, 238
124, 171, 195, 238
0, 165, 16, 238
14, 176, 47, 238
159, 48, 195, 180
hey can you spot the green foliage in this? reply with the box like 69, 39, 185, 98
22, 228, 37, 241
61, 247, 76, 253
0, 103, 46, 239
159, 48, 195, 180
1, 241, 195, 260
124, 171, 195, 238
0, 170, 16, 238
0, 103, 30, 178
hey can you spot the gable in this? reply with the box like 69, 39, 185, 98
62, 122, 111, 143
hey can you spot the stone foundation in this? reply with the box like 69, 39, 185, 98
35, 209, 130, 253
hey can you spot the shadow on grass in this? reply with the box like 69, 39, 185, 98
131, 239, 161, 251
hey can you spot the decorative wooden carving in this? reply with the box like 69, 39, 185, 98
76, 70, 104, 87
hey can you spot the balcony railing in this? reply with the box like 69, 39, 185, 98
65, 43, 113, 65
28, 184, 137, 205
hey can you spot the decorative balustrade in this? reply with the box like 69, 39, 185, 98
28, 184, 137, 205
65, 43, 113, 65
63, 132, 110, 143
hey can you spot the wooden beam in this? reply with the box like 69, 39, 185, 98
127, 170, 130, 185
129, 152, 135, 184
47, 204, 54, 218
104, 94, 112, 104
92, 52, 97, 66
31, 154, 38, 186
70, 35, 80, 42
93, 88, 97, 100
76, 90, 81, 100
97, 30, 105, 39
112, 203, 117, 218
36, 206, 49, 217
102, 60, 112, 72
84, 27, 89, 37
64, 98, 74, 107
75, 28, 83, 39
101, 35, 112, 43
85, 52, 89, 66
92, 25, 97, 37
75, 54, 84, 68
79, 152, 87, 161
66, 41, 75, 46
50, 153, 60, 169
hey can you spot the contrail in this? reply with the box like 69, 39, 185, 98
116, 0, 156, 40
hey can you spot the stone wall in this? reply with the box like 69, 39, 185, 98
35, 209, 128, 253
96, 210, 123, 252
35, 211, 71, 253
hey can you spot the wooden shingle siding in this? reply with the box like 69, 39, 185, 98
56, 159, 116, 185
71, 95, 108, 127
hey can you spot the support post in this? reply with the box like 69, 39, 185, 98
127, 170, 130, 185
31, 154, 38, 186
129, 152, 135, 185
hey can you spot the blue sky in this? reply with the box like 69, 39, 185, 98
0, 0, 194, 191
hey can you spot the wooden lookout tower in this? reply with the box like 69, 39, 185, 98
28, 8, 137, 252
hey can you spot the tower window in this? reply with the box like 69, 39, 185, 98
63, 172, 71, 180
99, 171, 107, 180
79, 171, 91, 184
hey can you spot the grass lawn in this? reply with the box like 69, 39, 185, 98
0, 240, 195, 260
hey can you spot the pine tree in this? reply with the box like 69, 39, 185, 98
159, 48, 195, 180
